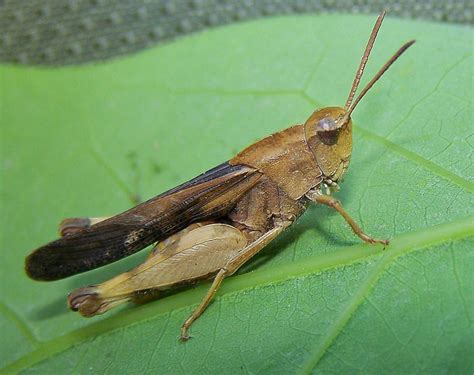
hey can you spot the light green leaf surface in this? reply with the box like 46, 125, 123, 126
1, 15, 473, 374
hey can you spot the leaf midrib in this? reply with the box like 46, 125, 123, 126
3, 215, 473, 374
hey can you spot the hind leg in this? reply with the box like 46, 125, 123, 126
148, 220, 215, 258
59, 217, 111, 236
68, 223, 248, 318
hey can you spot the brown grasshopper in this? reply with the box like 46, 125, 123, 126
25, 11, 414, 340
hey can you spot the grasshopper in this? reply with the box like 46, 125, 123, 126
26, 11, 414, 340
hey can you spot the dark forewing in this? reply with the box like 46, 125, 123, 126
26, 162, 262, 281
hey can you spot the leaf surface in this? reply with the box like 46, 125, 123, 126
1, 15, 473, 374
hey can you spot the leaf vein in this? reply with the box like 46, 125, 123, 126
299, 216, 473, 373
450, 243, 473, 324
355, 126, 474, 193
0, 302, 39, 348
88, 145, 138, 205
385, 53, 471, 138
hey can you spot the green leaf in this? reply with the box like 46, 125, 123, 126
1, 14, 473, 374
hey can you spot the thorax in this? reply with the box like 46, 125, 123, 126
229, 125, 323, 200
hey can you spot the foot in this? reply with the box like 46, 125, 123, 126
360, 233, 389, 246
179, 330, 192, 342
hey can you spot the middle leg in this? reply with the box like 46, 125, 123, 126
180, 222, 290, 340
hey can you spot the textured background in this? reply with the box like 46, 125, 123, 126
1, 0, 472, 66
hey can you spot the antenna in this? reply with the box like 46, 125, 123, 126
341, 11, 415, 125
344, 10, 386, 112
344, 40, 415, 121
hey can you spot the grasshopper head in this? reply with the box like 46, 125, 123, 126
303, 107, 352, 184
303, 11, 415, 187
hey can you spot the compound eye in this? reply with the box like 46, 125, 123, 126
316, 117, 340, 145
316, 117, 337, 132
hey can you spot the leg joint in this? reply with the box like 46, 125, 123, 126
327, 198, 341, 209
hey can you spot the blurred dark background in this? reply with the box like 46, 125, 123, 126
0, 0, 472, 66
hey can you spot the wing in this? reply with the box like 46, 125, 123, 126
26, 162, 262, 281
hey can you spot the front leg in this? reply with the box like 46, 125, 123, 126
306, 190, 389, 246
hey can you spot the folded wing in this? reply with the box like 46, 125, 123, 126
26, 162, 262, 281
